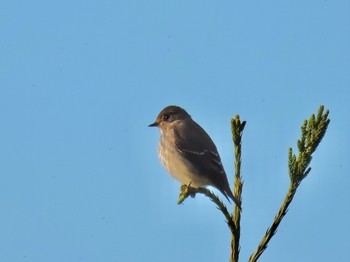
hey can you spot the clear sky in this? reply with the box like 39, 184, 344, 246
1, 1, 349, 261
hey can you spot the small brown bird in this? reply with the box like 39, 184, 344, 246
149, 105, 241, 209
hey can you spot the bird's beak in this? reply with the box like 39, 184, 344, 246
148, 121, 158, 127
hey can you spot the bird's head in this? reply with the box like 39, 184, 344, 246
148, 105, 191, 130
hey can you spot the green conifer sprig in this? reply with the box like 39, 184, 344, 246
289, 105, 330, 184
230, 116, 246, 262
249, 105, 330, 262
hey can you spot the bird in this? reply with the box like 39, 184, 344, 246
149, 105, 241, 209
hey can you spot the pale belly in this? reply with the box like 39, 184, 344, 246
158, 138, 210, 187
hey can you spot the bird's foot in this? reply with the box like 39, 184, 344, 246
178, 183, 196, 204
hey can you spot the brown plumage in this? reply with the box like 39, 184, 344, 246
149, 105, 241, 209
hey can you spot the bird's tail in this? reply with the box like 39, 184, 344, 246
223, 188, 242, 211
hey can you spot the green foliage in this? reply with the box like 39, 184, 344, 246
289, 105, 330, 184
230, 115, 246, 262
177, 105, 330, 262
249, 106, 330, 262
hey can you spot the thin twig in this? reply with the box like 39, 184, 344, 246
248, 182, 298, 262
178, 185, 237, 234
230, 116, 245, 262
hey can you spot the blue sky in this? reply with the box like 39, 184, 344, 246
1, 1, 349, 261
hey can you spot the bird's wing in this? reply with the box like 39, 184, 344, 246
173, 121, 228, 187
174, 120, 241, 208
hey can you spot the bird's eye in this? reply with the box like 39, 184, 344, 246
163, 114, 170, 121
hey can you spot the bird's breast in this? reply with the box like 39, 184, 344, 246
158, 135, 209, 187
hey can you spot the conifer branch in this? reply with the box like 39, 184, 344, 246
178, 184, 237, 234
230, 116, 246, 262
248, 105, 330, 262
